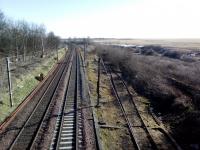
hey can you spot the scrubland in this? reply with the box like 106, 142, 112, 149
95, 43, 200, 148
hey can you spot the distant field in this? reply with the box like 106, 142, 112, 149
94, 38, 200, 51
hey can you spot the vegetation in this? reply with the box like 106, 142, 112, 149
0, 10, 66, 123
95, 44, 200, 147
86, 52, 134, 149
0, 10, 60, 58
0, 48, 66, 123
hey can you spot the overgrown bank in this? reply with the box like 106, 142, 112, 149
0, 48, 66, 123
96, 44, 200, 149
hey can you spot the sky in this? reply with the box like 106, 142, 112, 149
0, 0, 200, 38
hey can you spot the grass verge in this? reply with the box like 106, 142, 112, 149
87, 52, 134, 149
0, 48, 66, 123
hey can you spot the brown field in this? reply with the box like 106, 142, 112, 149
93, 38, 200, 51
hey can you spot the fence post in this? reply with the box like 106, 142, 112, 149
6, 57, 13, 107
96, 57, 101, 107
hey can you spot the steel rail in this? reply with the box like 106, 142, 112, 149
29, 50, 74, 149
75, 51, 79, 149
55, 49, 83, 150
101, 56, 181, 150
54, 52, 74, 150
107, 66, 158, 149
114, 70, 182, 150
100, 58, 141, 150
9, 50, 72, 149
79, 49, 102, 150
0, 53, 66, 132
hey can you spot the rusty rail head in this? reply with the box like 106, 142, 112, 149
0, 53, 67, 132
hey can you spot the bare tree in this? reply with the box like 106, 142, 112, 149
0, 10, 61, 58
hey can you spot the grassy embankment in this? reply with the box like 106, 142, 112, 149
87, 51, 134, 149
0, 48, 66, 123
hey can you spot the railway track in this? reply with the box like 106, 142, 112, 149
50, 49, 84, 150
8, 50, 73, 149
0, 45, 99, 150
101, 58, 182, 150
79, 49, 101, 150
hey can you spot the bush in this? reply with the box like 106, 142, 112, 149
95, 44, 200, 147
142, 45, 166, 54
96, 44, 200, 110
163, 51, 181, 59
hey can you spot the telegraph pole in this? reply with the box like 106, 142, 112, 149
6, 57, 13, 107
83, 39, 86, 64
41, 37, 45, 58
56, 48, 59, 61
96, 57, 101, 107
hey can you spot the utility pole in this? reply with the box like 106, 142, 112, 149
41, 37, 45, 58
56, 48, 59, 61
96, 57, 101, 107
16, 46, 19, 62
6, 57, 13, 107
83, 39, 87, 65
23, 39, 26, 61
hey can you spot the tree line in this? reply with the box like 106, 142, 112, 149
0, 10, 61, 59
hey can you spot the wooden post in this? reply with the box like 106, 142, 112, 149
96, 57, 101, 107
83, 39, 87, 65
16, 46, 19, 62
6, 57, 13, 107
84, 43, 86, 63
56, 49, 59, 61
23, 37, 26, 62
41, 37, 45, 58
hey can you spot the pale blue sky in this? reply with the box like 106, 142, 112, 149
0, 0, 131, 20
0, 0, 200, 38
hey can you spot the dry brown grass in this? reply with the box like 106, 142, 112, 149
94, 38, 200, 50
87, 52, 134, 149
95, 44, 200, 111
95, 44, 200, 148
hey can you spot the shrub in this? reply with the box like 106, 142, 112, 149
163, 51, 181, 59
96, 44, 200, 110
